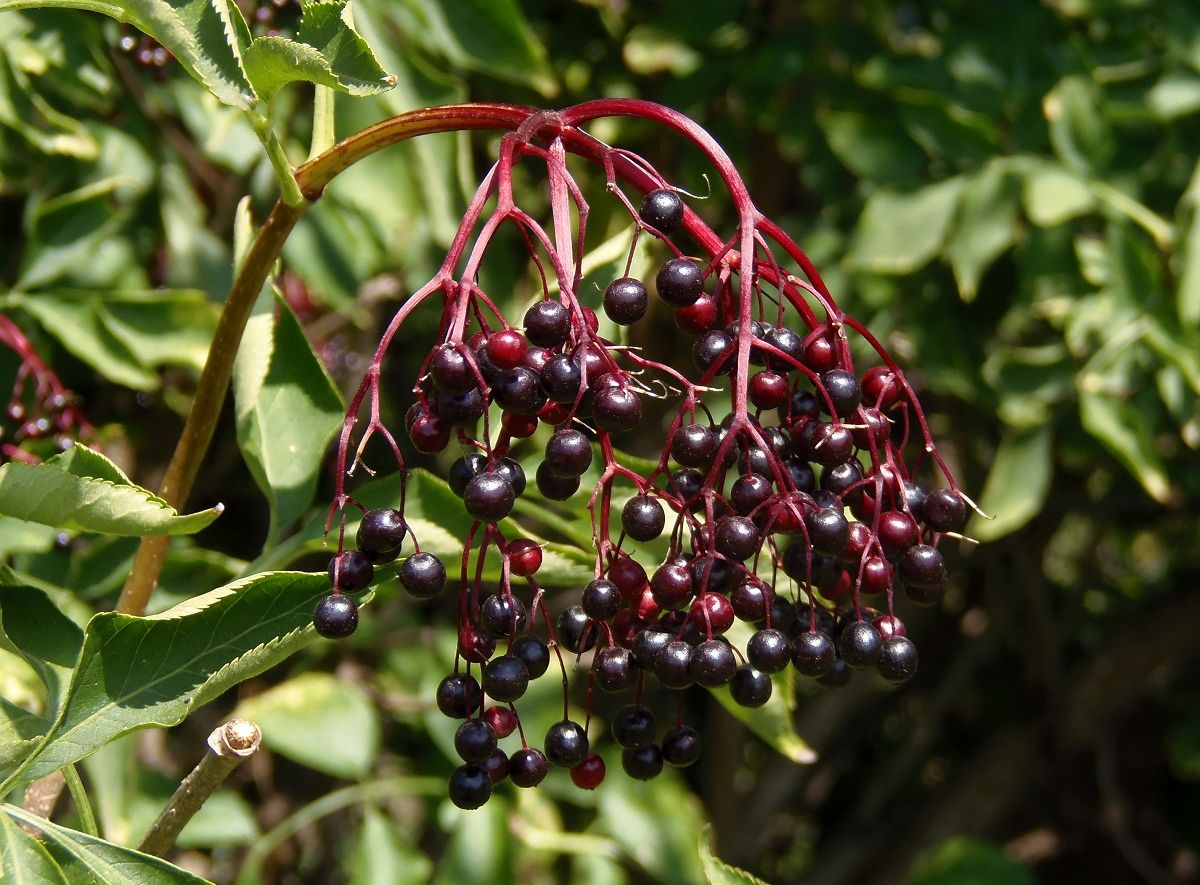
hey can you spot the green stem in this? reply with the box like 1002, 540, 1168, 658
234, 776, 443, 885
61, 765, 97, 837
309, 87, 336, 161
248, 109, 308, 209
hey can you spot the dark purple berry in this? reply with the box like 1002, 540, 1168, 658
729, 665, 772, 707
557, 605, 597, 654
523, 300, 570, 347
328, 550, 373, 593
545, 720, 589, 767
639, 188, 684, 232
612, 704, 656, 749
622, 495, 666, 541
511, 634, 550, 679
690, 639, 737, 687
838, 620, 883, 668
653, 640, 694, 689
656, 258, 704, 307
454, 718, 498, 762
463, 473, 515, 522
633, 627, 672, 669
792, 631, 835, 677
748, 628, 791, 673
593, 387, 642, 433
313, 594, 358, 638
805, 507, 850, 557
821, 369, 861, 417
662, 725, 702, 766
877, 636, 919, 683
671, 423, 716, 467
604, 278, 649, 325
594, 646, 636, 692
582, 579, 621, 620
622, 744, 664, 780
536, 461, 579, 500
693, 330, 733, 374
431, 346, 477, 394
714, 515, 759, 561
509, 747, 549, 787
483, 654, 529, 702
545, 429, 593, 476
398, 552, 445, 599
449, 453, 486, 497
436, 673, 482, 718
541, 355, 582, 404
448, 763, 492, 809
922, 489, 968, 533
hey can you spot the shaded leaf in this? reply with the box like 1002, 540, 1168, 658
347, 805, 432, 885
0, 811, 71, 885
944, 161, 1019, 301
1045, 74, 1114, 173
699, 825, 768, 885
906, 836, 1033, 885
967, 424, 1053, 542
0, 582, 84, 711
0, 446, 221, 537
1079, 390, 1172, 503
598, 767, 705, 884
16, 178, 131, 291
845, 177, 965, 274
0, 696, 46, 768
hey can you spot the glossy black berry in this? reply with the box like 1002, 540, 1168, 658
612, 704, 656, 749
511, 634, 550, 679
313, 594, 358, 638
805, 507, 850, 557
545, 720, 589, 767
328, 550, 373, 593
654, 640, 695, 689
792, 630, 835, 677
355, 508, 406, 560
730, 474, 772, 516
922, 489, 968, 533
633, 627, 672, 670
622, 744, 664, 780
838, 620, 883, 668
671, 423, 716, 467
536, 461, 579, 500
482, 654, 529, 702
448, 763, 492, 809
731, 581, 769, 622
622, 495, 665, 541
662, 725, 702, 766
523, 300, 570, 347
495, 457, 526, 497
463, 473, 515, 522
509, 747, 549, 787
436, 673, 481, 718
714, 515, 759, 562
454, 718, 498, 762
820, 460, 863, 500
656, 258, 704, 307
545, 429, 592, 476
594, 647, 636, 693
818, 658, 852, 688
437, 388, 484, 426
480, 593, 525, 638
690, 639, 737, 687
541, 355, 582, 404
582, 579, 621, 620
483, 749, 509, 784
763, 325, 805, 372
557, 604, 597, 654
593, 387, 642, 433
821, 369, 861, 417
431, 346, 477, 395
640, 188, 685, 232
448, 453, 486, 497
729, 666, 772, 707
748, 628, 791, 673
878, 636, 919, 683
604, 277, 649, 325
398, 552, 446, 599
693, 330, 733, 374
900, 544, 947, 589
494, 367, 546, 415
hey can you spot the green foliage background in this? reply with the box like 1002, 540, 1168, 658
1, 1, 1199, 883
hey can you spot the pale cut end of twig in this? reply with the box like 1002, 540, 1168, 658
208, 719, 261, 758
958, 490, 992, 520
941, 531, 981, 546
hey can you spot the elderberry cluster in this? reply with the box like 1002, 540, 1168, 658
0, 317, 89, 463
315, 103, 973, 809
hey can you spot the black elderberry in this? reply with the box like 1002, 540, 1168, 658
922, 488, 968, 533
731, 580, 768, 622
633, 627, 672, 669
729, 665, 772, 707
582, 578, 621, 620
714, 515, 759, 561
511, 634, 551, 679
448, 763, 492, 809
328, 550, 373, 593
396, 552, 445, 599
730, 474, 772, 516
622, 744, 664, 780
541, 354, 583, 404
656, 258, 704, 307
431, 346, 477, 395
612, 704, 656, 749
792, 630, 835, 677
557, 604, 597, 654
463, 473, 515, 522
821, 460, 864, 501
748, 628, 791, 673
545, 429, 593, 476
838, 620, 883, 668
494, 367, 546, 415
313, 594, 358, 638
639, 188, 685, 232
436, 673, 482, 718
689, 557, 734, 596
509, 747, 549, 787
523, 300, 570, 347
693, 330, 733, 374
662, 725, 702, 766
355, 508, 406, 561
545, 720, 589, 767
654, 640, 695, 689
671, 423, 716, 468
483, 749, 509, 784
593, 387, 642, 433
877, 636, 919, 683
448, 453, 487, 497
818, 659, 852, 688
621, 495, 665, 541
805, 507, 851, 557
436, 387, 485, 426
481, 593, 527, 638
454, 718, 498, 762
535, 461, 579, 500
764, 325, 805, 371
594, 647, 636, 692
690, 639, 737, 687
900, 544, 947, 590
604, 277, 649, 325
482, 654, 529, 702
821, 369, 861, 417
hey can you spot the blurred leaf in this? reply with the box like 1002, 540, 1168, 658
0, 0, 256, 109
0, 516, 59, 558
0, 810, 69, 884
233, 293, 343, 540
0, 445, 221, 537
1167, 709, 1200, 781
0, 570, 335, 786
1045, 74, 1114, 173
241, 0, 394, 101
17, 177, 131, 290
623, 26, 701, 77
0, 580, 83, 712
598, 768, 705, 883
699, 825, 768, 885
236, 672, 379, 779
1, 802, 209, 883
435, 792, 512, 885
1178, 202, 1200, 325
968, 424, 1053, 542
845, 177, 964, 274
906, 836, 1033, 885
944, 161, 1019, 301
817, 109, 925, 185
1022, 163, 1095, 227
0, 696, 45, 767
347, 805, 431, 885
1146, 72, 1200, 121
1079, 390, 1172, 503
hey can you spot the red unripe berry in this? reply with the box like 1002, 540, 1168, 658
507, 538, 543, 577
859, 555, 893, 596
632, 585, 661, 622
482, 705, 518, 738
538, 401, 570, 425
675, 293, 717, 334
769, 500, 802, 534
842, 521, 875, 563
822, 570, 853, 601
688, 592, 734, 636
486, 329, 527, 370
501, 412, 539, 438
570, 753, 606, 790
803, 336, 837, 373
611, 609, 641, 648
874, 614, 907, 640
750, 371, 790, 410
458, 623, 495, 663
862, 365, 903, 409
409, 413, 450, 453
609, 556, 648, 598
877, 510, 920, 555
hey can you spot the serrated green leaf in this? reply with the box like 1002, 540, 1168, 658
967, 424, 1053, 542
944, 160, 1019, 301
235, 672, 378, 778
698, 825, 768, 885
0, 0, 256, 109
233, 292, 343, 540
0, 696, 46, 768
0, 445, 221, 537
845, 177, 965, 274
0, 582, 84, 712
242, 1, 394, 101
0, 811, 71, 885
0, 570, 333, 787
1079, 390, 1172, 503
1, 804, 211, 884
